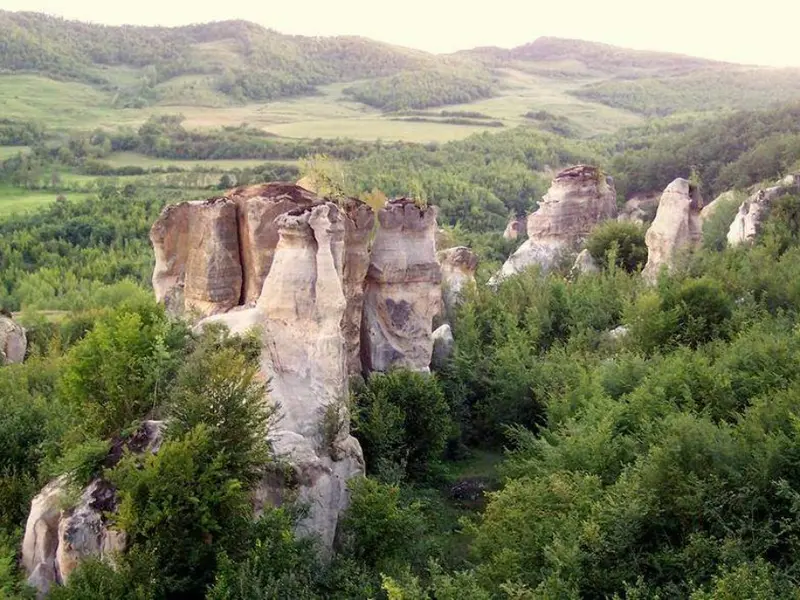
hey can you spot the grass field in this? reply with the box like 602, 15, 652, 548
0, 146, 28, 160
0, 71, 642, 142
0, 185, 92, 216
104, 152, 297, 170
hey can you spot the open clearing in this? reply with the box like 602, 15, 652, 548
0, 185, 92, 216
0, 72, 641, 142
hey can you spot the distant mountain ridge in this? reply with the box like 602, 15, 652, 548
1, 10, 800, 116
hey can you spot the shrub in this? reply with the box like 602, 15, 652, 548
586, 221, 648, 273
352, 371, 452, 480
340, 477, 426, 570
702, 192, 742, 251
109, 425, 251, 598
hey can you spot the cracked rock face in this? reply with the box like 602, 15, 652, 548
361, 199, 442, 373
493, 165, 617, 282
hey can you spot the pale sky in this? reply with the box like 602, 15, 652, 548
2, 0, 799, 67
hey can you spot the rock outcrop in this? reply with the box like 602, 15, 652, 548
642, 178, 703, 281
0, 315, 26, 364
700, 190, 736, 222
437, 246, 478, 320
22, 421, 164, 597
618, 193, 659, 225
727, 175, 800, 246
361, 199, 442, 372
503, 215, 526, 240
256, 204, 364, 551
493, 166, 617, 282
570, 248, 599, 276
431, 324, 455, 370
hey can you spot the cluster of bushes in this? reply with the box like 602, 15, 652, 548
342, 69, 494, 111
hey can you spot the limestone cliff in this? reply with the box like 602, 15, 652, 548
642, 178, 703, 281
493, 165, 617, 282
361, 199, 442, 372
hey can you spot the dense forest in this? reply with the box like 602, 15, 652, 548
3, 18, 800, 593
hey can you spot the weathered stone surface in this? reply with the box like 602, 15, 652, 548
22, 421, 164, 596
431, 324, 455, 370
618, 193, 659, 225
437, 246, 478, 320
570, 248, 599, 276
492, 165, 616, 282
361, 199, 442, 372
234, 183, 318, 304
0, 315, 26, 364
727, 175, 800, 246
150, 202, 192, 314
341, 199, 376, 376
257, 204, 364, 551
503, 215, 526, 240
183, 198, 243, 316
642, 178, 703, 281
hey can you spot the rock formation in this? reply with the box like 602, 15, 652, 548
727, 174, 800, 246
431, 324, 455, 370
22, 421, 164, 596
492, 165, 617, 282
503, 215, 526, 240
642, 178, 703, 281
0, 315, 26, 364
700, 190, 736, 222
255, 204, 364, 551
361, 199, 442, 373
618, 193, 659, 225
570, 248, 600, 277
437, 246, 478, 320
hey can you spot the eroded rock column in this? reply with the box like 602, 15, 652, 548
361, 199, 442, 372
256, 203, 364, 550
642, 178, 703, 281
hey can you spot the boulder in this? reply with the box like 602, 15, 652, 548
503, 215, 526, 240
727, 175, 800, 246
256, 204, 364, 551
618, 193, 659, 225
492, 165, 616, 282
22, 421, 164, 597
431, 324, 455, 370
361, 199, 442, 372
0, 315, 26, 364
700, 190, 737, 222
642, 179, 703, 281
437, 246, 478, 320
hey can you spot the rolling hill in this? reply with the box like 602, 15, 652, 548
2, 11, 800, 141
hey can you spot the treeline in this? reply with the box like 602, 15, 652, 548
0, 11, 458, 105
608, 101, 800, 198
0, 118, 45, 146
342, 69, 494, 111
573, 67, 800, 116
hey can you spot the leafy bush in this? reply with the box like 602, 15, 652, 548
340, 477, 426, 571
352, 371, 452, 480
109, 425, 251, 597
702, 192, 742, 251
586, 220, 648, 273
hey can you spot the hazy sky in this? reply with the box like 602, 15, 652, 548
2, 0, 799, 67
